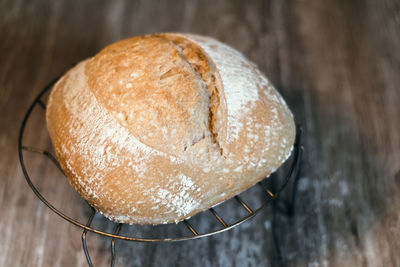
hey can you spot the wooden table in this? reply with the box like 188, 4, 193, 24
1, 1, 399, 266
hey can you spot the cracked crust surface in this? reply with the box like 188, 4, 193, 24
46, 33, 295, 224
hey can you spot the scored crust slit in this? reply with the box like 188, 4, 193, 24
164, 34, 225, 154
46, 33, 295, 224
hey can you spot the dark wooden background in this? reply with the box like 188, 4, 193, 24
1, 0, 400, 266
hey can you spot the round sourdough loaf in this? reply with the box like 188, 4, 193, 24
46, 33, 295, 224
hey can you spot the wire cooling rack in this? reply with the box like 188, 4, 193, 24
18, 76, 304, 267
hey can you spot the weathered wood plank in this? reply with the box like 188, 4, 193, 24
1, 0, 399, 266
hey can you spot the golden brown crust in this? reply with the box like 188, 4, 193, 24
46, 33, 295, 225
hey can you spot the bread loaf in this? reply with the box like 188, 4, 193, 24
46, 33, 295, 225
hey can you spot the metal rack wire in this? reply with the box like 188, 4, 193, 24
18, 76, 304, 267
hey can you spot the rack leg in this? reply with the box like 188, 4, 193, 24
270, 146, 303, 265
270, 127, 304, 264
274, 126, 304, 216
288, 146, 304, 216
110, 224, 122, 267
82, 208, 96, 267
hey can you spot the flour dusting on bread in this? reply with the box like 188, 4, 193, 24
46, 33, 295, 224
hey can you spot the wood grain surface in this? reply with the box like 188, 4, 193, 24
1, 0, 400, 266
